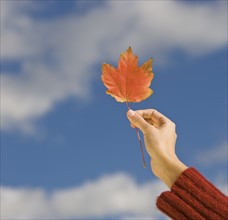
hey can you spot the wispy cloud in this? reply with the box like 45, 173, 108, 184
1, 173, 168, 219
196, 142, 227, 166
1, 1, 227, 132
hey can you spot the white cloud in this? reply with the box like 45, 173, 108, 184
1, 1, 227, 131
1, 173, 168, 219
1, 172, 227, 219
196, 142, 227, 166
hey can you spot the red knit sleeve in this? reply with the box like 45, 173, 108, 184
156, 167, 228, 220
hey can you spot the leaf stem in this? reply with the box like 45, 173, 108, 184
126, 101, 146, 168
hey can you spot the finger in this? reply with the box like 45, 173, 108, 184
144, 118, 160, 129
130, 123, 136, 128
135, 109, 169, 127
126, 110, 152, 134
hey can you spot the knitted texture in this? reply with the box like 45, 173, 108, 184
156, 167, 228, 220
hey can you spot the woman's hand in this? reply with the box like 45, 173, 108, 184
127, 109, 187, 189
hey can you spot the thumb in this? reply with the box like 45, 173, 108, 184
127, 110, 150, 134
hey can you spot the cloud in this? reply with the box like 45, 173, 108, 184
2, 172, 226, 219
196, 142, 227, 166
1, 1, 227, 132
1, 173, 168, 219
195, 142, 227, 195
214, 173, 228, 196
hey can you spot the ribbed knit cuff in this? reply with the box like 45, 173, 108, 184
156, 167, 228, 220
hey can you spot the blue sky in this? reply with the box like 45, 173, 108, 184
1, 0, 227, 219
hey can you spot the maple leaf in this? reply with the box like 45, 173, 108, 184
101, 47, 155, 168
101, 47, 154, 103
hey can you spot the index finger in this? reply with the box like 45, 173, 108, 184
135, 109, 170, 126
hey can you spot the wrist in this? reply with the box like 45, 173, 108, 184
159, 157, 188, 189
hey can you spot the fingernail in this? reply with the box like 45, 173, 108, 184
127, 110, 135, 117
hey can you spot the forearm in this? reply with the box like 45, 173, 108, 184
156, 167, 228, 220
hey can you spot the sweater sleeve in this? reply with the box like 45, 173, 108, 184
156, 167, 228, 220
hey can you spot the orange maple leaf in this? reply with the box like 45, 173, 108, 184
101, 47, 155, 168
101, 47, 154, 103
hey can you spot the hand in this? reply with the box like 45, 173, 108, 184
126, 109, 187, 189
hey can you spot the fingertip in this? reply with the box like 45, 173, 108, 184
127, 109, 135, 118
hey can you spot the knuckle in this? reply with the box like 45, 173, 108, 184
170, 121, 176, 129
150, 109, 156, 117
